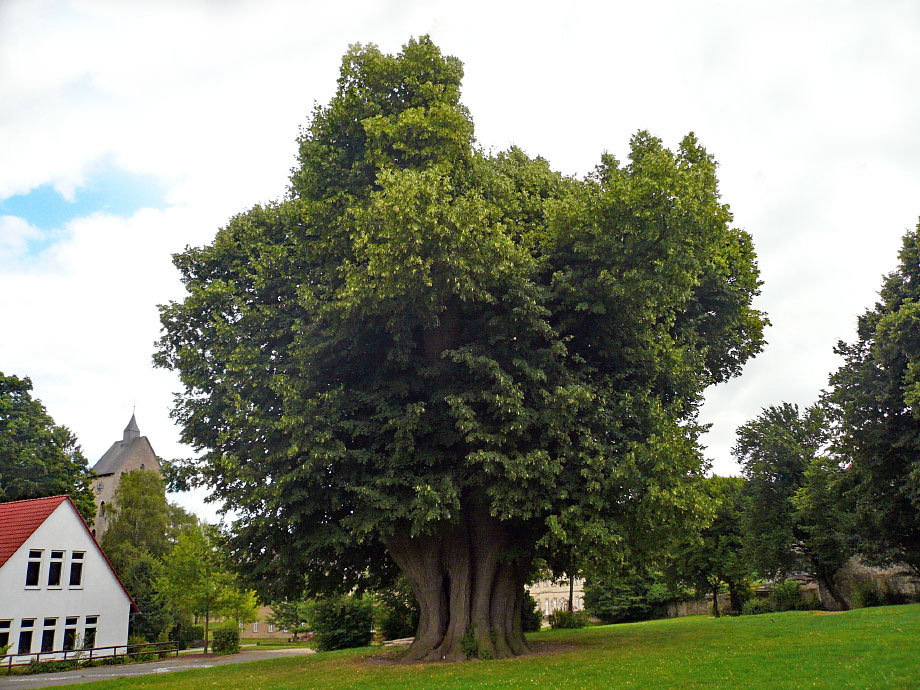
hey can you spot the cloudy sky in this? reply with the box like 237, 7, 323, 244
2, 0, 919, 522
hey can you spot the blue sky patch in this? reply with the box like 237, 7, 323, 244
0, 162, 168, 231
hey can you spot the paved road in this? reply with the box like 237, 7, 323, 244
0, 648, 314, 689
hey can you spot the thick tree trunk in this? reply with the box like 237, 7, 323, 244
383, 503, 533, 661
728, 583, 744, 614
711, 586, 720, 617
817, 569, 850, 611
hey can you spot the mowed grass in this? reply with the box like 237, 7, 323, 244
79, 604, 919, 690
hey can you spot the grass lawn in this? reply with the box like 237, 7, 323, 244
76, 604, 919, 689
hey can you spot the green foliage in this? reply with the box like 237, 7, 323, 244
521, 592, 543, 633
115, 545, 172, 642
374, 578, 420, 640
101, 470, 173, 559
309, 595, 374, 651
155, 528, 251, 653
771, 580, 802, 612
828, 223, 920, 576
548, 609, 588, 629
735, 403, 852, 608
740, 597, 774, 616
583, 569, 692, 624
459, 627, 480, 659
173, 625, 205, 650
268, 598, 312, 639
101, 471, 200, 641
0, 372, 96, 523
851, 580, 910, 608
668, 475, 751, 614
211, 628, 240, 655
155, 36, 767, 607
735, 403, 825, 578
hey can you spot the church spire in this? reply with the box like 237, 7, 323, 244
123, 412, 140, 443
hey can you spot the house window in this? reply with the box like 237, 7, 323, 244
25, 550, 42, 587
252, 622, 259, 633
41, 619, 57, 653
69, 552, 84, 587
84, 616, 97, 649
268, 623, 274, 633
48, 551, 64, 587
63, 617, 78, 651
0, 620, 11, 649
18, 620, 34, 655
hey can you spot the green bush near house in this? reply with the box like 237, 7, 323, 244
212, 629, 240, 655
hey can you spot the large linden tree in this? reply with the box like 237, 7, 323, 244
156, 37, 766, 661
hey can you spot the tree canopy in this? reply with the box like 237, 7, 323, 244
0, 371, 96, 523
828, 222, 920, 576
669, 475, 749, 616
155, 36, 767, 660
734, 402, 852, 608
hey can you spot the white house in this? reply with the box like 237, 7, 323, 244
0, 495, 136, 663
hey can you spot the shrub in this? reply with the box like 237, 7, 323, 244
771, 580, 801, 612
548, 609, 588, 629
741, 597, 774, 616
211, 628, 240, 655
521, 592, 544, 632
310, 595, 374, 651
375, 579, 420, 640
584, 580, 651, 624
853, 579, 909, 608
174, 624, 205, 650
795, 594, 824, 611
25, 659, 81, 675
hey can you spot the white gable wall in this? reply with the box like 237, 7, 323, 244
0, 501, 131, 662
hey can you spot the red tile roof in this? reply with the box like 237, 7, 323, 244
0, 494, 68, 568
0, 495, 138, 612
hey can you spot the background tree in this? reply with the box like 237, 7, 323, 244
101, 470, 172, 559
156, 528, 231, 654
268, 597, 313, 640
100, 469, 201, 640
668, 475, 750, 616
734, 403, 851, 608
827, 222, 920, 576
0, 372, 95, 522
156, 37, 766, 660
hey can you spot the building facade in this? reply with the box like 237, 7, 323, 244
526, 577, 586, 618
89, 414, 162, 538
0, 495, 136, 662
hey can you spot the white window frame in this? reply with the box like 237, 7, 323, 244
68, 552, 85, 588
25, 550, 42, 589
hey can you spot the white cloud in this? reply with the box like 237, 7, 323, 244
1, 0, 919, 518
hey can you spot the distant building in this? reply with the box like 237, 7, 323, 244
89, 414, 162, 538
0, 495, 137, 662
527, 577, 586, 619
240, 605, 288, 639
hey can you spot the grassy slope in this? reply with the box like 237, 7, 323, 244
79, 604, 920, 690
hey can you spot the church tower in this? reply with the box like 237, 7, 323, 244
89, 413, 162, 537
